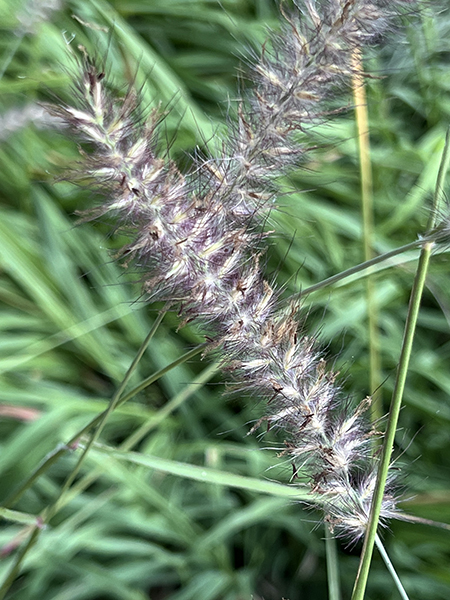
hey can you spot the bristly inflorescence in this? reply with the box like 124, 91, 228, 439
48, 0, 412, 540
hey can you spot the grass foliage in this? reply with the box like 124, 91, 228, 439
0, 0, 450, 598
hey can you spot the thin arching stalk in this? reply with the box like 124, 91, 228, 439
351, 127, 450, 600
0, 316, 162, 598
0, 320, 211, 598
52, 310, 167, 514
299, 236, 434, 298
49, 362, 220, 514
375, 535, 410, 600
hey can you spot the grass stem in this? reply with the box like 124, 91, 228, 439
51, 310, 167, 513
375, 535, 410, 600
351, 127, 450, 600
3, 339, 208, 510
300, 237, 433, 298
0, 309, 179, 596
352, 49, 382, 422
0, 528, 41, 600
325, 527, 342, 600
47, 362, 219, 514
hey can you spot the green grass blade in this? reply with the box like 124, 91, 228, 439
89, 443, 314, 501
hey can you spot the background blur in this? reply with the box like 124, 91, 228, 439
1, 0, 450, 598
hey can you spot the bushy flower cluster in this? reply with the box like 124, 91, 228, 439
49, 0, 412, 540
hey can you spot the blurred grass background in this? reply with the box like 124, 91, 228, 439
0, 0, 450, 599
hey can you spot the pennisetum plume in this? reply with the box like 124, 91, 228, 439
48, 0, 416, 543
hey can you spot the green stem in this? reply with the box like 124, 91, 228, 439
3, 311, 162, 509
351, 48, 382, 422
0, 527, 41, 600
352, 224, 432, 600
3, 445, 71, 509
300, 237, 433, 297
118, 342, 208, 404
48, 362, 219, 514
351, 126, 450, 600
366, 276, 382, 419
0, 311, 170, 597
4, 340, 207, 510
325, 527, 342, 600
375, 535, 410, 600
49, 315, 165, 516
122, 361, 219, 450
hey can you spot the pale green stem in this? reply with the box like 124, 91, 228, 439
325, 527, 342, 600
51, 311, 166, 514
300, 237, 433, 298
351, 127, 450, 600
0, 508, 37, 526
352, 49, 382, 422
51, 362, 220, 512
352, 243, 431, 600
0, 528, 40, 600
3, 335, 207, 515
375, 535, 410, 600
0, 310, 186, 597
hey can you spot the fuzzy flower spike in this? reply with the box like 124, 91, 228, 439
49, 0, 411, 541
